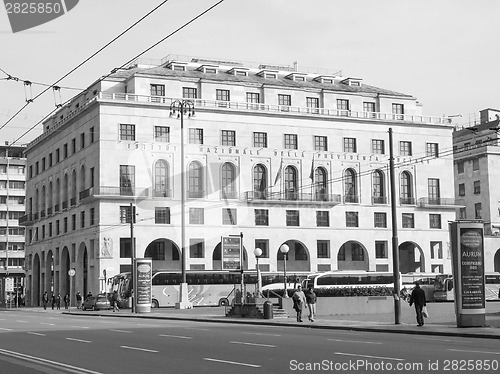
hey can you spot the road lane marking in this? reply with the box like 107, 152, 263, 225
159, 334, 192, 339
0, 348, 103, 374
448, 349, 500, 355
327, 339, 382, 345
40, 323, 55, 326
242, 332, 281, 337
27, 332, 45, 336
15, 320, 28, 323
204, 358, 261, 368
230, 341, 276, 348
70, 326, 90, 329
414, 337, 453, 342
121, 346, 158, 353
110, 329, 133, 333
66, 338, 91, 343
335, 352, 404, 361
0, 327, 13, 331
182, 327, 210, 331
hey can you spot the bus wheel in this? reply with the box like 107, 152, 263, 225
151, 300, 159, 308
218, 298, 229, 307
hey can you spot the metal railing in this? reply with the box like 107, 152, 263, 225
417, 197, 464, 207
245, 190, 342, 204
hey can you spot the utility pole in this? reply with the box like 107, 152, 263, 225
389, 128, 401, 324
130, 202, 135, 313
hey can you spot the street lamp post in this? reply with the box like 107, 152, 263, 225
280, 244, 289, 298
170, 99, 194, 310
254, 248, 262, 298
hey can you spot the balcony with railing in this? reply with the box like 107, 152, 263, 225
18, 214, 34, 225
417, 197, 465, 209
152, 189, 172, 198
343, 194, 359, 204
70, 197, 77, 206
372, 196, 388, 205
54, 204, 60, 212
62, 201, 68, 210
220, 190, 239, 200
47, 207, 52, 216
76, 186, 150, 200
400, 197, 415, 205
245, 190, 342, 206
188, 189, 204, 199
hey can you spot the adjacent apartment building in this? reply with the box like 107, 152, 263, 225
0, 144, 26, 304
453, 108, 500, 272
22, 55, 458, 306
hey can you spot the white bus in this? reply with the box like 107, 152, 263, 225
302, 271, 401, 291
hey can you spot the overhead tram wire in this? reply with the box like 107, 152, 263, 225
0, 0, 174, 134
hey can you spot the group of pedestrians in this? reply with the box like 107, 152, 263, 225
292, 285, 316, 322
40, 291, 74, 310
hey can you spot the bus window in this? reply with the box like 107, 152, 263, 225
447, 280, 453, 292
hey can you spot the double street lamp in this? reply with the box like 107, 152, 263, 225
279, 243, 289, 298
170, 99, 194, 309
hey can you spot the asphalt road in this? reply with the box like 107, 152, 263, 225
0, 310, 499, 374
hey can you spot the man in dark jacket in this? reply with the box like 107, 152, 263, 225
305, 287, 317, 322
409, 281, 426, 326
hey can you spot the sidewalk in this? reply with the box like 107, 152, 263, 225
8, 302, 500, 339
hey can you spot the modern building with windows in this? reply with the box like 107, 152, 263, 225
453, 108, 500, 271
0, 145, 26, 304
22, 55, 458, 305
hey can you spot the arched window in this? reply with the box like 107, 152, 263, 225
372, 170, 385, 204
314, 167, 327, 201
344, 168, 357, 203
154, 160, 170, 197
284, 166, 298, 200
188, 161, 203, 198
253, 164, 267, 199
221, 162, 236, 199
400, 171, 413, 204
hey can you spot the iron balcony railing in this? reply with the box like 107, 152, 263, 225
400, 197, 415, 205
245, 190, 342, 204
372, 196, 388, 204
417, 197, 465, 208
78, 186, 151, 199
152, 189, 172, 198
343, 194, 359, 204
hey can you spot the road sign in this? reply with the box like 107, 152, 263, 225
222, 236, 241, 270
5, 277, 14, 292
68, 269, 76, 277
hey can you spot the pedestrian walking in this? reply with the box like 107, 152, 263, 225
76, 291, 82, 309
42, 291, 49, 310
50, 293, 56, 310
409, 281, 427, 327
64, 294, 69, 309
56, 294, 61, 310
292, 285, 307, 322
305, 286, 317, 322
112, 290, 120, 312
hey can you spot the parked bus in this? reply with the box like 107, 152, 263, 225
402, 273, 442, 302
302, 271, 402, 290
433, 273, 500, 302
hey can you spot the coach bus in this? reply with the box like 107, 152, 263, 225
302, 271, 402, 291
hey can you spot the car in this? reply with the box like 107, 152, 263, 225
81, 294, 111, 311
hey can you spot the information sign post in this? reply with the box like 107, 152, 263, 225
134, 258, 152, 313
449, 221, 486, 327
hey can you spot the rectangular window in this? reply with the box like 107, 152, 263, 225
343, 137, 357, 153
426, 143, 439, 157
120, 124, 135, 141
119, 165, 135, 195
189, 208, 204, 224
457, 161, 464, 174
428, 178, 440, 203
316, 211, 329, 227
72, 214, 76, 231
459, 207, 467, 219
71, 138, 76, 154
246, 92, 260, 104
56, 220, 60, 235
119, 206, 136, 223
314, 136, 327, 151
352, 246, 364, 261
222, 208, 237, 225
402, 213, 414, 228
154, 126, 170, 142
189, 128, 204, 144
429, 214, 441, 229
255, 239, 269, 258
90, 208, 95, 226
286, 210, 300, 226
41, 157, 46, 171
120, 238, 132, 258
216, 89, 230, 103
337, 99, 349, 113
64, 217, 68, 233
63, 144, 68, 158
374, 212, 387, 228
56, 148, 60, 162
255, 209, 269, 226
155, 207, 171, 224
363, 102, 376, 114
346, 212, 359, 227
317, 240, 330, 259
473, 180, 480, 194
253, 132, 267, 148
48, 153, 53, 167
183, 87, 197, 99
400, 141, 412, 156
372, 139, 385, 154
458, 183, 465, 196
375, 241, 388, 259
475, 203, 482, 219
430, 241, 443, 259
392, 103, 404, 119
278, 94, 291, 108
221, 130, 236, 146
473, 158, 479, 170
306, 97, 319, 109
189, 239, 204, 258
90, 127, 95, 143
284, 134, 298, 149
80, 211, 85, 228
80, 132, 85, 149
150, 84, 165, 96
90, 167, 95, 188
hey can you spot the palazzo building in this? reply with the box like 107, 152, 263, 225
22, 55, 459, 305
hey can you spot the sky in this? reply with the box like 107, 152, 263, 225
1, 0, 499, 146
